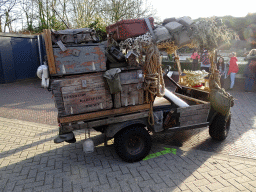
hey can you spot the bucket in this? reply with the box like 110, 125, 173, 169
83, 139, 94, 153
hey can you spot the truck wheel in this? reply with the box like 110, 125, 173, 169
114, 126, 152, 162
209, 113, 231, 141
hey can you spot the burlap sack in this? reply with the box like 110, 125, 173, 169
103, 68, 122, 94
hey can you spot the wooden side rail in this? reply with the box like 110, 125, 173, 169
58, 104, 150, 124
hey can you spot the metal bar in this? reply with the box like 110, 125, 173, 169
167, 122, 209, 131
37, 35, 43, 66
52, 6, 69, 29
145, 18, 156, 42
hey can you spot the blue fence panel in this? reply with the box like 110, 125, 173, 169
0, 52, 4, 84
11, 37, 40, 80
0, 33, 41, 83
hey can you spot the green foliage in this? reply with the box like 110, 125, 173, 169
222, 14, 256, 40
88, 18, 107, 41
192, 17, 237, 51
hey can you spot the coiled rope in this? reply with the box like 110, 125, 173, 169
143, 44, 165, 125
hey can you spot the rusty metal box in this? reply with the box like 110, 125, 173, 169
53, 44, 106, 76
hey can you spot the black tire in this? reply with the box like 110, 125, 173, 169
209, 113, 231, 141
114, 126, 152, 162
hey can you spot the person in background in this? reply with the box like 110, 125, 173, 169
191, 49, 200, 71
227, 52, 239, 90
200, 49, 211, 72
244, 49, 256, 92
216, 57, 227, 88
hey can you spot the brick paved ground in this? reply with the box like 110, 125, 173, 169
1, 78, 256, 191
0, 79, 57, 126
1, 116, 256, 192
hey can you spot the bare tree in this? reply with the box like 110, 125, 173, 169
21, 0, 36, 31
69, 0, 102, 28
0, 0, 21, 32
100, 0, 156, 24
5, 0, 156, 33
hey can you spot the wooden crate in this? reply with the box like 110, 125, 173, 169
52, 44, 106, 76
51, 72, 112, 116
121, 83, 144, 107
113, 69, 144, 108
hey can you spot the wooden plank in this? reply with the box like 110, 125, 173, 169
174, 93, 209, 105
179, 108, 210, 117
121, 83, 144, 107
63, 89, 113, 115
174, 50, 182, 76
58, 104, 150, 123
119, 70, 144, 85
88, 111, 148, 128
177, 104, 205, 113
43, 29, 56, 75
153, 97, 171, 107
57, 72, 105, 87
180, 114, 208, 122
113, 93, 121, 108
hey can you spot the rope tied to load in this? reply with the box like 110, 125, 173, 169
143, 44, 165, 125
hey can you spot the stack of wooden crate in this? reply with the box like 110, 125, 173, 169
43, 29, 148, 123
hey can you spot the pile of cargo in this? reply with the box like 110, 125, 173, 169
45, 19, 154, 120
43, 16, 210, 124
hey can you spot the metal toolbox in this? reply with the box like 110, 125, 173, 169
53, 44, 106, 76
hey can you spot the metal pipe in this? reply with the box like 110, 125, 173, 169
37, 35, 43, 66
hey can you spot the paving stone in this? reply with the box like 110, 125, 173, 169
192, 178, 210, 187
227, 178, 247, 191
214, 175, 232, 187
241, 182, 256, 191
149, 173, 163, 184
119, 180, 131, 192
36, 171, 45, 182
2, 79, 256, 192
220, 172, 237, 180
129, 183, 142, 192
24, 181, 44, 189
212, 185, 240, 192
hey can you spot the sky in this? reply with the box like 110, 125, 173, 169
150, 0, 256, 21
